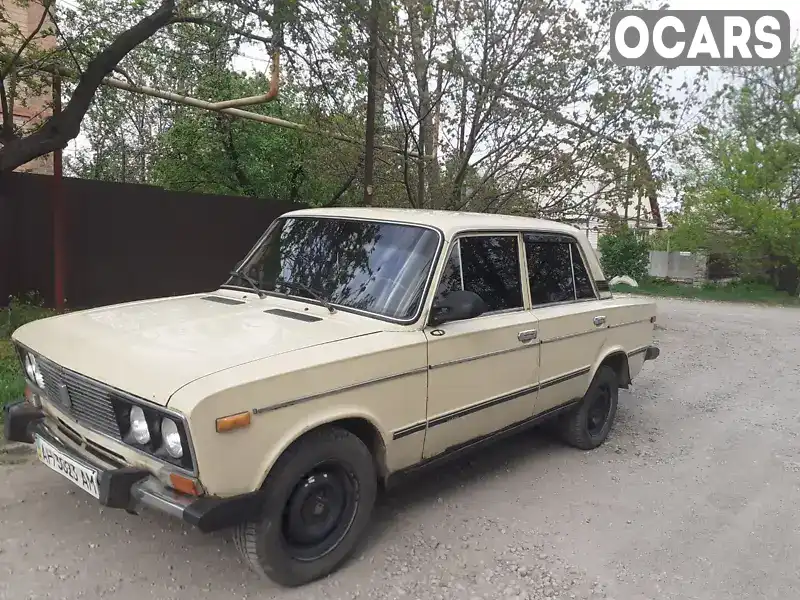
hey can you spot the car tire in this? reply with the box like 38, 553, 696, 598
233, 426, 377, 587
559, 365, 619, 450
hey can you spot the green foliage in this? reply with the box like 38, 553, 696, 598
0, 292, 54, 339
0, 292, 56, 415
672, 48, 800, 279
149, 71, 363, 205
612, 279, 800, 307
597, 226, 650, 282
0, 339, 25, 415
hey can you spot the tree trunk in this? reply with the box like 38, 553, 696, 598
0, 0, 180, 172
406, 2, 433, 207
363, 0, 380, 205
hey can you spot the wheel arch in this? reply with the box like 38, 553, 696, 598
590, 347, 631, 389
253, 409, 389, 491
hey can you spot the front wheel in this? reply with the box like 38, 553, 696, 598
233, 426, 377, 587
558, 365, 619, 450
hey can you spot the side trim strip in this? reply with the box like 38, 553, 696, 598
627, 346, 649, 357
428, 384, 538, 428
252, 366, 429, 415
386, 399, 580, 489
540, 329, 597, 345
609, 318, 652, 330
392, 421, 427, 440
419, 364, 591, 431
523, 318, 652, 346
429, 343, 535, 370
539, 365, 591, 390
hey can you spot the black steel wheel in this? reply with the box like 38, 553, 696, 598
586, 381, 613, 438
559, 365, 619, 450
234, 427, 377, 587
281, 462, 359, 562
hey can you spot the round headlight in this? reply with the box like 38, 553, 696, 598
161, 418, 184, 459
30, 355, 45, 389
23, 354, 36, 381
129, 406, 151, 445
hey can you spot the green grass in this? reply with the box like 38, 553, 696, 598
1, 297, 58, 419
0, 338, 25, 415
612, 279, 800, 307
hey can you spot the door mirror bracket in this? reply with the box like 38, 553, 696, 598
429, 290, 488, 327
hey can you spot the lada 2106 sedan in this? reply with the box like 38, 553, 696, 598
5, 208, 660, 587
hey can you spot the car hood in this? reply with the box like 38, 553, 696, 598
11, 292, 383, 404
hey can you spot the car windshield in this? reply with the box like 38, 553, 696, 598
226, 216, 442, 321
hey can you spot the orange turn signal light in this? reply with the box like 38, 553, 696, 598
169, 473, 200, 496
215, 411, 252, 433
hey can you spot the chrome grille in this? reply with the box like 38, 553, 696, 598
37, 358, 123, 440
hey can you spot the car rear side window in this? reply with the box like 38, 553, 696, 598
524, 233, 596, 306
435, 235, 523, 313
571, 244, 596, 299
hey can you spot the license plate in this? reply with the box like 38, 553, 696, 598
35, 435, 101, 499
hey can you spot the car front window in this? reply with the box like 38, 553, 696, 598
227, 216, 441, 321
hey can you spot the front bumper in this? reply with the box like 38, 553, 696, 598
3, 399, 262, 532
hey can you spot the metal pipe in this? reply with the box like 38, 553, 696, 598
35, 61, 426, 158
209, 51, 280, 110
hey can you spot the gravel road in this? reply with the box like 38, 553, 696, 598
2, 297, 800, 600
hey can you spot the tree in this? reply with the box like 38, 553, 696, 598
368, 0, 702, 217
597, 224, 650, 282
675, 47, 800, 289
0, 0, 288, 172
61, 0, 251, 182
2, 0, 698, 221
150, 70, 364, 204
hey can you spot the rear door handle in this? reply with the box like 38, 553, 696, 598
518, 329, 538, 343
593, 315, 606, 327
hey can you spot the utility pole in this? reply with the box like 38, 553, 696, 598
363, 0, 380, 205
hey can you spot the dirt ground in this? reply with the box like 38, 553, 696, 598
2, 297, 799, 600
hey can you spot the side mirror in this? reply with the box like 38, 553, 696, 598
429, 290, 488, 327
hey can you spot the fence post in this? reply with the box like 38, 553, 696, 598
693, 251, 708, 288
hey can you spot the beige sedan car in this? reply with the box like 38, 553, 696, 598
6, 208, 659, 586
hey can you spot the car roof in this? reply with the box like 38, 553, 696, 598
281, 207, 583, 238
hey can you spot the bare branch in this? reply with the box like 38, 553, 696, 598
1, 0, 54, 79
172, 16, 272, 46
0, 0, 181, 171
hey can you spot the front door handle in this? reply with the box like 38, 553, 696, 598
518, 329, 538, 343
593, 315, 606, 327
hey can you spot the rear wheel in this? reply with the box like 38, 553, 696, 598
233, 426, 377, 587
558, 365, 619, 450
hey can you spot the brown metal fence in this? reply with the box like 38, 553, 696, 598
0, 172, 304, 309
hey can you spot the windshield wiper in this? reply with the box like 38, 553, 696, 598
227, 270, 266, 299
275, 278, 336, 314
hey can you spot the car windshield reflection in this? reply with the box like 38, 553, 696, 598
225, 216, 442, 321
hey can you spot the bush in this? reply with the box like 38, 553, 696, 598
1, 292, 56, 416
597, 226, 650, 282
0, 292, 54, 340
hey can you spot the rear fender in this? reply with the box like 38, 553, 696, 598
590, 346, 631, 389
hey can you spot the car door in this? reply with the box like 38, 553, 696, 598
522, 232, 607, 415
422, 232, 540, 459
